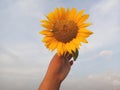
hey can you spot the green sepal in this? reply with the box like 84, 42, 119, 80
72, 49, 79, 61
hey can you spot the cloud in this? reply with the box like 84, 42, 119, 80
113, 80, 120, 86
99, 50, 112, 56
94, 0, 119, 14
88, 74, 120, 90
84, 0, 120, 52
0, 42, 52, 90
87, 72, 120, 87
62, 72, 120, 90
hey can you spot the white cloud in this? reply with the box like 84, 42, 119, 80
84, 0, 120, 52
113, 80, 120, 86
99, 50, 112, 56
88, 74, 94, 79
94, 0, 119, 14
0, 43, 52, 90
14, 0, 45, 18
61, 72, 120, 90
87, 72, 120, 87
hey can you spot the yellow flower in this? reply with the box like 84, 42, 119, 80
40, 7, 93, 59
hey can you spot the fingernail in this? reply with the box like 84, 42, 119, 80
70, 61, 73, 66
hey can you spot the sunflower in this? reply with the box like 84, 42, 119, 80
40, 7, 93, 60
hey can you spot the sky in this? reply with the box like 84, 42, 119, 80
0, 0, 120, 90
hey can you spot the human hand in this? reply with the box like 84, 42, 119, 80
39, 53, 73, 90
47, 53, 73, 82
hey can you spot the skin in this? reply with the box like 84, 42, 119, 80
38, 53, 73, 90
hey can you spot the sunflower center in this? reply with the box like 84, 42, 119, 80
53, 20, 78, 43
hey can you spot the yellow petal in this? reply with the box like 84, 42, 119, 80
60, 7, 65, 15
47, 12, 55, 23
77, 14, 89, 25
60, 43, 65, 55
65, 43, 72, 54
77, 33, 90, 38
41, 20, 52, 28
54, 8, 59, 19
78, 37, 88, 43
40, 30, 53, 36
58, 8, 62, 19
48, 40, 58, 51
76, 10, 85, 22
41, 23, 52, 29
57, 42, 63, 56
79, 23, 92, 27
72, 38, 81, 49
57, 8, 65, 20
78, 29, 93, 35
42, 36, 53, 42
69, 8, 77, 20
59, 7, 66, 19
45, 42, 51, 48
69, 41, 76, 52
66, 8, 70, 16
40, 20, 49, 23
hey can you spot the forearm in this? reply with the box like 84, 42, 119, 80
38, 75, 61, 90
38, 54, 72, 90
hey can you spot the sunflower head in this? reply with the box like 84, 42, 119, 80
40, 7, 93, 60
53, 20, 78, 43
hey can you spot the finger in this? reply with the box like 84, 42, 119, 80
66, 54, 72, 60
69, 60, 73, 66
64, 52, 72, 61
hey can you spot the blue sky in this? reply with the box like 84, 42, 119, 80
0, 0, 120, 90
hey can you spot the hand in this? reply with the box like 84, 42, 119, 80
47, 53, 73, 82
38, 53, 73, 90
